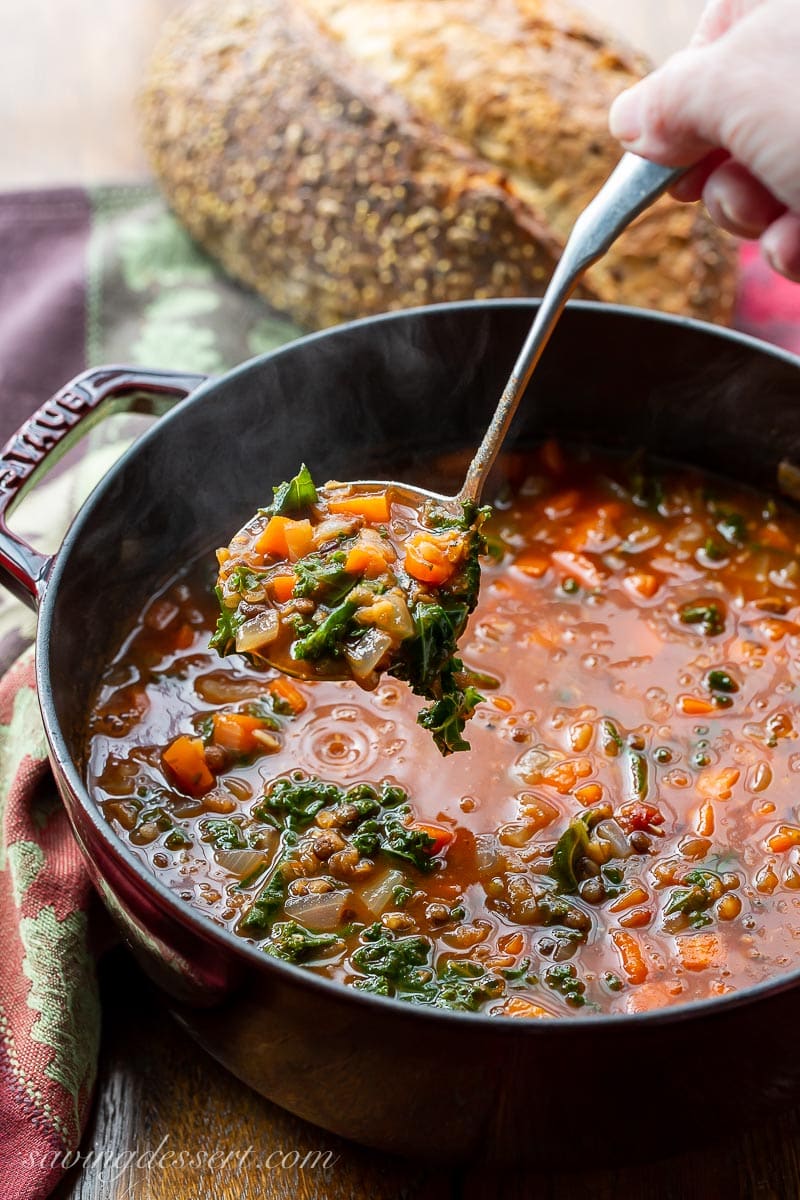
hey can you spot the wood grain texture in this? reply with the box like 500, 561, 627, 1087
52, 949, 800, 1200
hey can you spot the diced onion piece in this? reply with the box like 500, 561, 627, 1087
360, 869, 408, 917
357, 527, 396, 560
475, 833, 503, 874
593, 818, 632, 860
345, 628, 394, 682
312, 515, 360, 548
356, 591, 414, 640
283, 889, 352, 930
235, 609, 280, 654
214, 848, 270, 880
194, 672, 268, 704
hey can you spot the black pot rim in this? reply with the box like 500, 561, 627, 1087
37, 297, 800, 1034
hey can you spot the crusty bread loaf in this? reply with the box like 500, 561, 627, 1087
141, 0, 736, 330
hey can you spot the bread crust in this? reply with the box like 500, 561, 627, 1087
141, 0, 736, 329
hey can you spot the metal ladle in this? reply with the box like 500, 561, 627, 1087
359, 153, 685, 511
229, 153, 684, 678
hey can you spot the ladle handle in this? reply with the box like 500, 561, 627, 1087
458, 154, 685, 506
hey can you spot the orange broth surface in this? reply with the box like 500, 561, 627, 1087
86, 444, 800, 1017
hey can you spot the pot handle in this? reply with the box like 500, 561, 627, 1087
0, 365, 209, 609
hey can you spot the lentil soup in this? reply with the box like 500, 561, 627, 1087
86, 444, 800, 1017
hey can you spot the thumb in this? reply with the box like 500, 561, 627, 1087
609, 1, 800, 213
608, 45, 731, 167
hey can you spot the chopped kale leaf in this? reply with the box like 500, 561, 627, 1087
253, 777, 349, 830
663, 868, 724, 929
200, 817, 247, 850
417, 672, 483, 756
164, 827, 192, 851
238, 867, 288, 934
208, 586, 243, 654
269, 464, 318, 516
628, 749, 648, 800
227, 566, 268, 595
715, 510, 747, 546
626, 450, 665, 512
292, 552, 354, 604
349, 927, 505, 1010
679, 601, 725, 637
381, 811, 438, 872
291, 599, 359, 661
351, 927, 432, 986
430, 959, 504, 1012
544, 962, 586, 1007
263, 921, 340, 962
549, 815, 591, 893
708, 669, 738, 694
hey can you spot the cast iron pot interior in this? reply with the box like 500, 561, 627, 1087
22, 301, 800, 1163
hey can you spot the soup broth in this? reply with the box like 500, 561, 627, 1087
86, 444, 800, 1017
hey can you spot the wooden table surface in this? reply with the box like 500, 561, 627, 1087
7, 2, 800, 1197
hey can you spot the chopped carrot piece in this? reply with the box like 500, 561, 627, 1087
619, 908, 652, 929
404, 534, 458, 586
201, 790, 237, 814
499, 931, 525, 956
344, 544, 391, 579
677, 932, 722, 972
757, 617, 796, 642
697, 767, 740, 801
255, 515, 291, 557
490, 695, 514, 713
612, 929, 648, 985
269, 573, 296, 603
327, 493, 390, 523
163, 735, 215, 796
344, 546, 371, 576
268, 677, 307, 715
767, 824, 800, 853
540, 439, 564, 475
219, 713, 268, 747
514, 550, 550, 578
623, 572, 660, 600
609, 886, 649, 913
544, 489, 581, 520
216, 547, 230, 565
759, 522, 792, 551
173, 623, 195, 650
625, 981, 677, 1013
408, 822, 454, 857
212, 712, 271, 754
696, 801, 715, 837
543, 758, 592, 794
569, 722, 593, 752
283, 519, 314, 561
518, 793, 560, 832
574, 782, 603, 807
503, 997, 551, 1019
677, 695, 716, 716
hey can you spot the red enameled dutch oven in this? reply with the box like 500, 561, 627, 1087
3, 300, 800, 1164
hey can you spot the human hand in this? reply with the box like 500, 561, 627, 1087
609, 0, 800, 281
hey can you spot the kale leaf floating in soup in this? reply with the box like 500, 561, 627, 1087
212, 465, 489, 754
87, 443, 800, 1018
